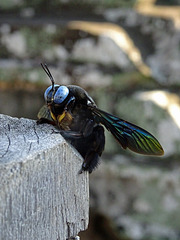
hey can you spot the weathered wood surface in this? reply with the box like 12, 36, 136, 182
0, 114, 89, 240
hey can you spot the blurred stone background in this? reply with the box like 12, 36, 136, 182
0, 0, 180, 239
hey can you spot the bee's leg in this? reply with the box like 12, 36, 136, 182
79, 125, 105, 174
49, 125, 105, 174
60, 131, 83, 139
37, 118, 56, 125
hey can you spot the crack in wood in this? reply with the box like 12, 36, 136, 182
0, 132, 11, 158
33, 123, 40, 144
28, 142, 32, 154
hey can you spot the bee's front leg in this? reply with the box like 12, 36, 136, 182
37, 118, 56, 126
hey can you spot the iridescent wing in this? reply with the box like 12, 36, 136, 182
37, 105, 55, 125
91, 107, 164, 156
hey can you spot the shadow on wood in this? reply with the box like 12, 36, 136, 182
0, 114, 89, 240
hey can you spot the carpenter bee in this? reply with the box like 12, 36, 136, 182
37, 63, 164, 173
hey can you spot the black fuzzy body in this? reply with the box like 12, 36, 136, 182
38, 85, 105, 173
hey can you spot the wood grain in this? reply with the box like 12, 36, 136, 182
0, 114, 89, 240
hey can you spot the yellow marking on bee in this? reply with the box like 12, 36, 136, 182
57, 111, 66, 123
58, 111, 73, 130
50, 112, 56, 121
50, 110, 73, 130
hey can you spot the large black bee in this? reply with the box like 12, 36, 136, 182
37, 63, 164, 173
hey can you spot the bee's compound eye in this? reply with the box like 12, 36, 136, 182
54, 86, 69, 104
44, 84, 60, 102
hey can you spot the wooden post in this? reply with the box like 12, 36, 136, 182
0, 114, 89, 240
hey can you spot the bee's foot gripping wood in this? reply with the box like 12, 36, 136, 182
0, 114, 89, 240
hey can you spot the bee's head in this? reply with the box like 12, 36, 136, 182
44, 84, 69, 106
41, 63, 70, 106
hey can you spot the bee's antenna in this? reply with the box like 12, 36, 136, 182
41, 63, 55, 90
